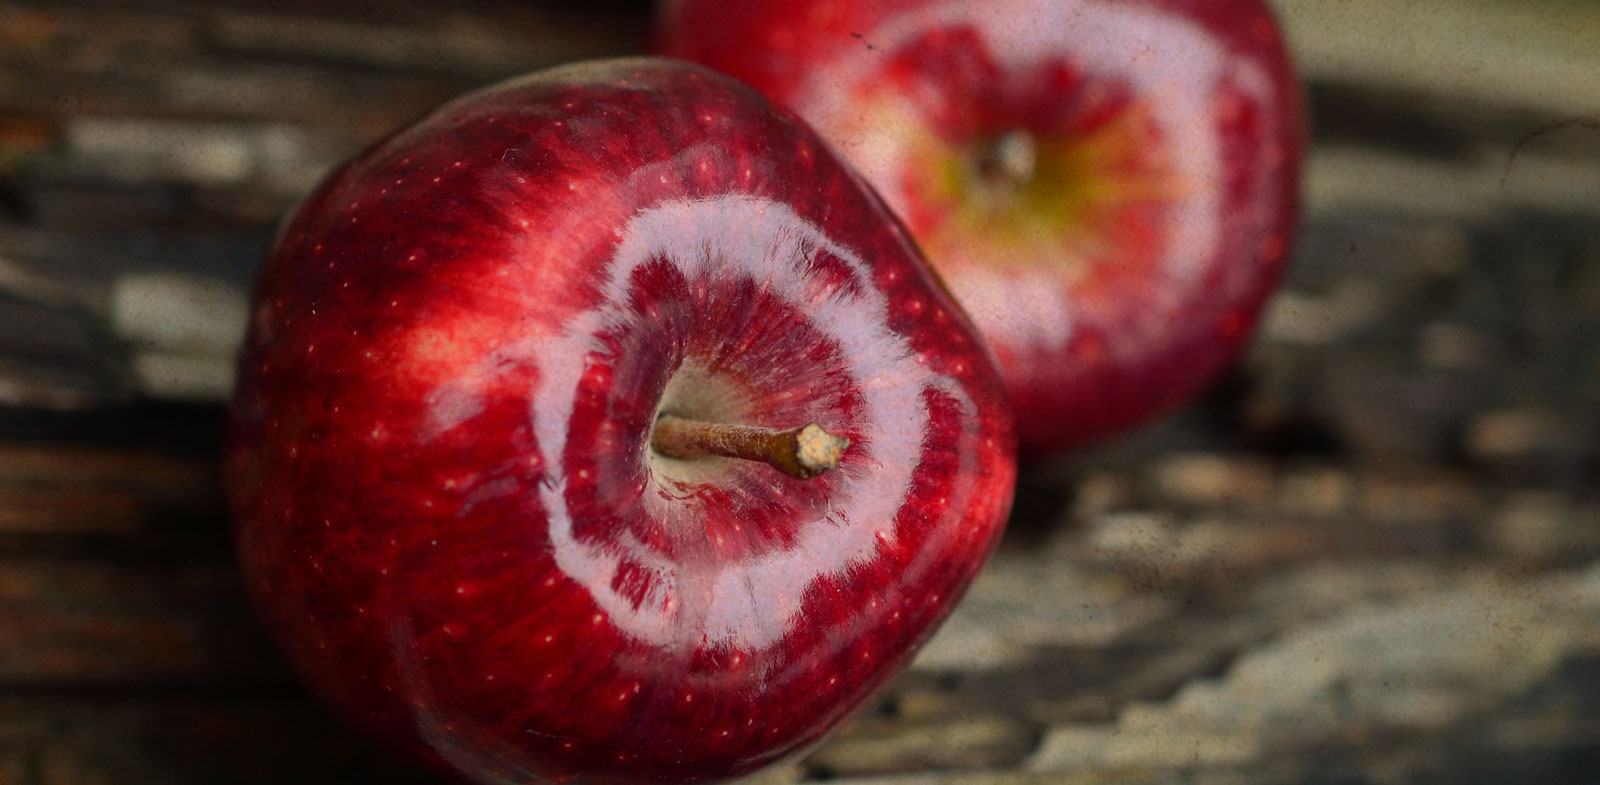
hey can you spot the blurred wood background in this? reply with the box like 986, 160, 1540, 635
1, 0, 1598, 783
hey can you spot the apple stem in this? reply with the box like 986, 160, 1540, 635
650, 414, 850, 480
978, 129, 1038, 187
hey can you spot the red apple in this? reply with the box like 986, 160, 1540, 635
657, 0, 1304, 454
225, 58, 1015, 785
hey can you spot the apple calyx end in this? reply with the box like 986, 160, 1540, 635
650, 414, 849, 480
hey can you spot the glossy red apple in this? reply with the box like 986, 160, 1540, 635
225, 58, 1015, 785
657, 0, 1304, 454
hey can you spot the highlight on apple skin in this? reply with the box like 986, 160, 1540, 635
225, 58, 1016, 785
657, 0, 1305, 455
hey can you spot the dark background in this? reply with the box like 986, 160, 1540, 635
1, 0, 1598, 782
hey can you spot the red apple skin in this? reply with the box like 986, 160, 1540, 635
657, 0, 1304, 455
225, 58, 1015, 785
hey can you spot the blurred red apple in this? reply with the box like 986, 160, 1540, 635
226, 58, 1015, 784
657, 0, 1305, 454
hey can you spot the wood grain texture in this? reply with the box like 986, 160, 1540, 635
2, 0, 1599, 782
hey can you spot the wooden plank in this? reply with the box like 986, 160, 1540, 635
0, 445, 222, 540
0, 556, 283, 687
0, 696, 433, 785
0, 0, 1595, 782
1274, 0, 1600, 118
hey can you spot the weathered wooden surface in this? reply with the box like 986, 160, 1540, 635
2, 0, 1600, 783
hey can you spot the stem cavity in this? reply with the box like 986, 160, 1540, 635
977, 129, 1038, 188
